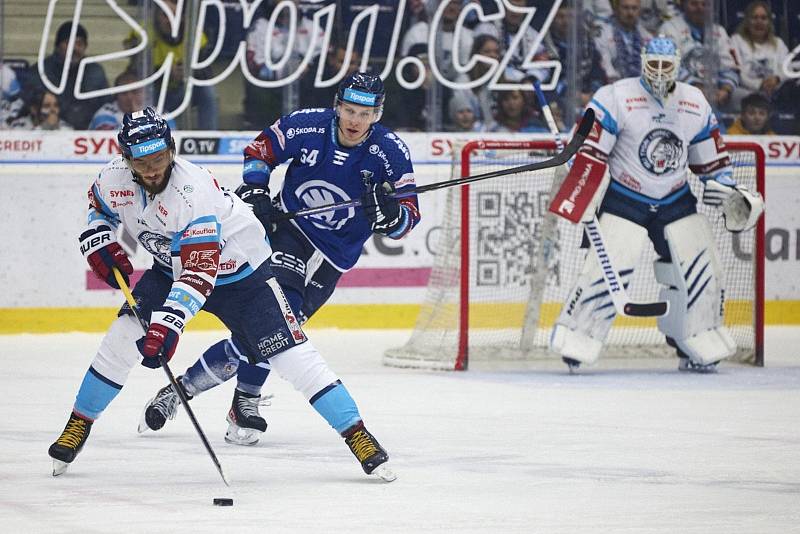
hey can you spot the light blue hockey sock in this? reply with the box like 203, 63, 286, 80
73, 367, 122, 420
181, 339, 240, 396
309, 381, 362, 434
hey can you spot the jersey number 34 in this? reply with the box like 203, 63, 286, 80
300, 148, 318, 166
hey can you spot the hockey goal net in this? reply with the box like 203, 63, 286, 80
384, 140, 765, 370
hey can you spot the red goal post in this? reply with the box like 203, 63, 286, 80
384, 139, 765, 371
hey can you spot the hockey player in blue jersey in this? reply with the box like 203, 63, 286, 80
48, 107, 396, 481
548, 37, 764, 373
139, 73, 420, 447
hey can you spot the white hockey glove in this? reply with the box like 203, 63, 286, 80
721, 186, 764, 233
700, 172, 736, 206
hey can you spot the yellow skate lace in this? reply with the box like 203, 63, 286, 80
56, 417, 87, 450
347, 429, 379, 462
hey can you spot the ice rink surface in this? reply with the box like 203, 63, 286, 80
1, 327, 798, 533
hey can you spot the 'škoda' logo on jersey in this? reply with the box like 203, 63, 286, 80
639, 129, 683, 175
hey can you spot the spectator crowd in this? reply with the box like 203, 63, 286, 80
1, 0, 798, 134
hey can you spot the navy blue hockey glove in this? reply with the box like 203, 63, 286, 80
235, 183, 276, 232
79, 225, 134, 290
137, 307, 185, 369
362, 181, 403, 235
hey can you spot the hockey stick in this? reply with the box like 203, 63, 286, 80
112, 268, 231, 487
532, 82, 668, 318
275, 108, 596, 221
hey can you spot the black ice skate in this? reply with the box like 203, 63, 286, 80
342, 421, 396, 482
138, 377, 192, 433
224, 389, 270, 445
49, 412, 93, 476
562, 357, 581, 373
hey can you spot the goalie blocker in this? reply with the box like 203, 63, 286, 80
548, 149, 607, 224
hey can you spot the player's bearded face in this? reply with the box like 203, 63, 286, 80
128, 148, 174, 195
337, 102, 378, 147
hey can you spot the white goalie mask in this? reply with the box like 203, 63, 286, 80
641, 37, 681, 100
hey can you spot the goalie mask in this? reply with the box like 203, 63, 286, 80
117, 107, 176, 194
641, 37, 681, 100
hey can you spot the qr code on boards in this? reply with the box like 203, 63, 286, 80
474, 189, 558, 287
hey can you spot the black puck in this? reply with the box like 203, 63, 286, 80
213, 498, 234, 506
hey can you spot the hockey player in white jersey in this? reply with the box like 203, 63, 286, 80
48, 107, 396, 481
548, 37, 764, 372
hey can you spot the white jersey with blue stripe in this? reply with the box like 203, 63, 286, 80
586, 77, 731, 201
86, 156, 269, 322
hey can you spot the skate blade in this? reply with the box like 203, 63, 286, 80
224, 423, 262, 446
52, 459, 70, 476
372, 464, 397, 483
678, 359, 719, 374
137, 394, 156, 434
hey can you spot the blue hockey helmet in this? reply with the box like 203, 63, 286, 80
117, 106, 174, 160
641, 36, 681, 99
335, 72, 385, 112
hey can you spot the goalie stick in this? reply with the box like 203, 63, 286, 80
275, 108, 596, 221
532, 82, 668, 318
112, 268, 231, 487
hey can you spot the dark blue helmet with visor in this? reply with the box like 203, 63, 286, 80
335, 72, 385, 120
117, 107, 174, 160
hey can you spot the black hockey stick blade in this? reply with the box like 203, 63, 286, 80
623, 301, 669, 317
277, 108, 596, 221
112, 269, 231, 487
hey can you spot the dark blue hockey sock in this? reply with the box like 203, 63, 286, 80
181, 339, 240, 396
236, 360, 270, 396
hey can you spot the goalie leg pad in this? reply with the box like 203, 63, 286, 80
656, 214, 736, 365
550, 214, 648, 364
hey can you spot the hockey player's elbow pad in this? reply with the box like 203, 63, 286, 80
243, 159, 270, 186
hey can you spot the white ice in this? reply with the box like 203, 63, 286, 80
1, 327, 799, 533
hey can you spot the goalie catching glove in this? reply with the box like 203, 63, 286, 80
362, 180, 405, 235
136, 306, 185, 368
701, 172, 764, 232
721, 186, 764, 233
79, 225, 134, 289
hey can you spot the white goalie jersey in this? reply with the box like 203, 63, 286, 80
585, 77, 730, 199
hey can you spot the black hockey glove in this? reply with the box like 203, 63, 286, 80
235, 183, 275, 232
362, 180, 403, 235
